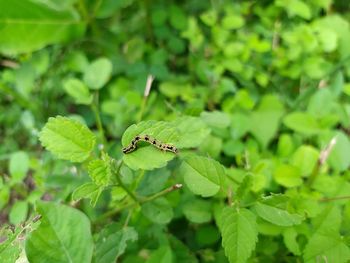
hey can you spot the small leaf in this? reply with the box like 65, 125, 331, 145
283, 228, 301, 255
88, 156, 112, 186
63, 78, 92, 105
25, 202, 93, 263
254, 202, 303, 226
141, 197, 173, 224
220, 207, 258, 263
291, 145, 319, 177
9, 151, 29, 183
83, 57, 113, 90
183, 199, 212, 224
72, 183, 102, 206
200, 111, 231, 129
94, 223, 138, 263
137, 167, 171, 196
146, 246, 173, 263
39, 116, 96, 163
181, 155, 224, 197
122, 121, 179, 170
273, 164, 302, 187
283, 112, 321, 135
9, 201, 28, 225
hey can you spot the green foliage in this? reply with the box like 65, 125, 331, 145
1, 0, 350, 262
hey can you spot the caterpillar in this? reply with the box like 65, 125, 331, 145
122, 135, 178, 154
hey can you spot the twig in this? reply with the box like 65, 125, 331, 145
307, 137, 337, 186
319, 195, 350, 202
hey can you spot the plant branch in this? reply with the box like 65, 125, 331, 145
319, 195, 350, 202
138, 75, 154, 122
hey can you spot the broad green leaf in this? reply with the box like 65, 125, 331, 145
198, 134, 222, 158
9, 201, 28, 225
83, 57, 113, 90
0, 0, 85, 55
72, 182, 102, 206
39, 116, 96, 163
277, 134, 295, 157
146, 246, 173, 263
94, 223, 138, 263
273, 164, 302, 187
181, 155, 224, 197
230, 113, 250, 139
303, 206, 350, 263
220, 207, 258, 263
222, 14, 244, 30
183, 199, 212, 224
88, 156, 112, 186
137, 167, 171, 196
283, 228, 301, 255
63, 78, 92, 105
200, 111, 231, 129
291, 145, 319, 177
283, 112, 321, 135
169, 235, 198, 263
172, 116, 210, 148
307, 89, 334, 117
9, 151, 29, 183
141, 197, 173, 224
254, 202, 303, 226
250, 95, 284, 148
122, 121, 179, 170
25, 202, 93, 263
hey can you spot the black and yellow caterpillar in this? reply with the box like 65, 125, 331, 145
122, 135, 178, 154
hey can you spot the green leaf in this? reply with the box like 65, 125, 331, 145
220, 207, 258, 263
39, 116, 96, 163
222, 14, 244, 30
200, 111, 231, 129
181, 155, 224, 197
0, 226, 22, 263
122, 121, 179, 170
141, 197, 174, 224
172, 116, 210, 148
25, 202, 93, 263
88, 156, 112, 186
279, 0, 311, 19
273, 164, 302, 187
83, 57, 113, 90
63, 78, 93, 105
137, 167, 171, 196
195, 225, 220, 246
169, 235, 198, 263
72, 182, 102, 206
9, 151, 29, 183
183, 199, 212, 224
283, 228, 301, 255
303, 205, 350, 262
283, 112, 321, 135
0, 0, 85, 55
291, 145, 319, 177
94, 223, 138, 263
250, 95, 284, 148
9, 201, 28, 225
146, 246, 173, 263
323, 131, 350, 172
254, 202, 303, 226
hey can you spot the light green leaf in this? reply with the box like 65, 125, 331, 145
222, 15, 244, 30
25, 202, 93, 263
291, 145, 319, 177
0, 226, 22, 263
0, 0, 85, 55
72, 182, 102, 206
39, 116, 96, 163
183, 199, 212, 224
88, 156, 112, 186
254, 202, 303, 226
146, 246, 173, 263
83, 57, 113, 90
273, 164, 302, 187
250, 95, 284, 148
63, 78, 92, 105
282, 0, 312, 19
141, 197, 173, 224
9, 151, 29, 183
200, 111, 231, 129
283, 228, 301, 255
122, 121, 179, 171
94, 223, 138, 263
9, 201, 28, 225
172, 116, 210, 148
283, 112, 321, 135
220, 207, 258, 263
181, 155, 224, 197
324, 131, 350, 172
303, 206, 349, 263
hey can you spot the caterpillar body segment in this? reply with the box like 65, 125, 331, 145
122, 135, 178, 154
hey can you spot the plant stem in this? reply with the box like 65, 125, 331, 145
319, 195, 350, 202
112, 160, 139, 203
92, 92, 107, 146
137, 75, 154, 122
94, 183, 182, 224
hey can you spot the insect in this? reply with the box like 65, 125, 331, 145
122, 135, 178, 154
